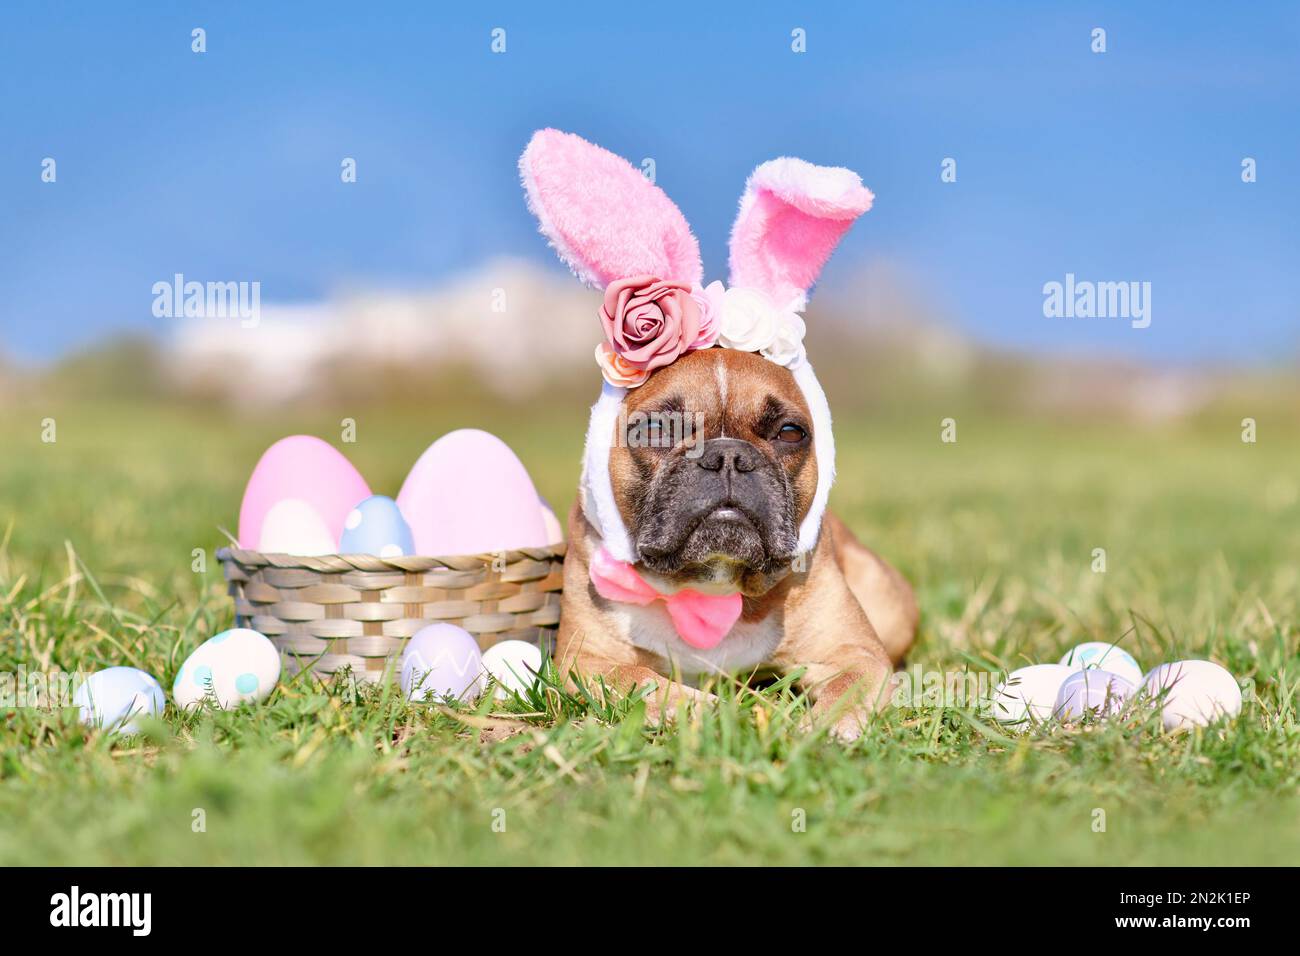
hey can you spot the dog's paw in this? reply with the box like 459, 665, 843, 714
804, 698, 871, 743
636, 681, 718, 730
804, 670, 900, 743
826, 711, 868, 743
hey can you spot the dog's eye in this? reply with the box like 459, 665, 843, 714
775, 424, 807, 444
627, 416, 668, 449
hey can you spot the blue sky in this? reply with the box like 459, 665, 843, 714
2, 1, 1297, 363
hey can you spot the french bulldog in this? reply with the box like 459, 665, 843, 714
519, 129, 917, 740
559, 347, 917, 739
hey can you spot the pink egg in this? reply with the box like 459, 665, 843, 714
396, 429, 548, 555
539, 497, 565, 545
238, 436, 371, 549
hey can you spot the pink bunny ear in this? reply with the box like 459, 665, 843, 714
520, 129, 702, 289
728, 158, 874, 310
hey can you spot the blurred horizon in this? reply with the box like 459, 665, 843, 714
2, 1, 1298, 368
6, 255, 1298, 436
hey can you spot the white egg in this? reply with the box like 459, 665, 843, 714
257, 498, 336, 555
1059, 641, 1143, 686
1054, 669, 1136, 721
1141, 660, 1242, 731
480, 640, 544, 699
173, 628, 282, 710
73, 667, 166, 734
990, 664, 1073, 729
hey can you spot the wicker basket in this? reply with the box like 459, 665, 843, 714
216, 545, 566, 682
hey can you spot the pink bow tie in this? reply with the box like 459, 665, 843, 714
587, 547, 743, 649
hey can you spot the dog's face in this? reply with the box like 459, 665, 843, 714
609, 348, 817, 594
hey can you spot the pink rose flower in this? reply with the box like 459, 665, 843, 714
689, 281, 724, 350
600, 274, 700, 373
594, 342, 651, 388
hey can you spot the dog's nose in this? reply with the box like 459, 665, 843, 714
695, 438, 760, 474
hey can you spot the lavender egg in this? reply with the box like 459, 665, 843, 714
1054, 669, 1135, 721
400, 624, 485, 702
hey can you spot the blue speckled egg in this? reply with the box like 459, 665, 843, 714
1058, 641, 1143, 686
172, 628, 281, 710
339, 495, 416, 558
73, 667, 166, 734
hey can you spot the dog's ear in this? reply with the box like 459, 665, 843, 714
520, 129, 702, 289
728, 158, 873, 310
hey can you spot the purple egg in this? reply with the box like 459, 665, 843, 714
400, 624, 485, 702
1053, 669, 1135, 721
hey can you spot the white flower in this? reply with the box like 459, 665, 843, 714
709, 283, 809, 368
761, 310, 807, 368
717, 287, 779, 352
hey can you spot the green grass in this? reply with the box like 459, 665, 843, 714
1, 395, 1298, 865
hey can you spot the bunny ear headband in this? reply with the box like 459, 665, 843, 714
520, 128, 873, 564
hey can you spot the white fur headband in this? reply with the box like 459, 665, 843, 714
520, 129, 873, 563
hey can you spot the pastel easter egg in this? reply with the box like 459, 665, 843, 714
539, 497, 565, 545
396, 429, 548, 555
480, 640, 543, 699
990, 664, 1072, 729
173, 628, 282, 710
73, 667, 166, 734
1059, 641, 1143, 687
1141, 660, 1242, 731
400, 624, 485, 702
258, 498, 336, 555
238, 435, 370, 549
1053, 669, 1136, 721
339, 495, 415, 557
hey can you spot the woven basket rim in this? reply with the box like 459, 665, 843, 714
215, 542, 566, 573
